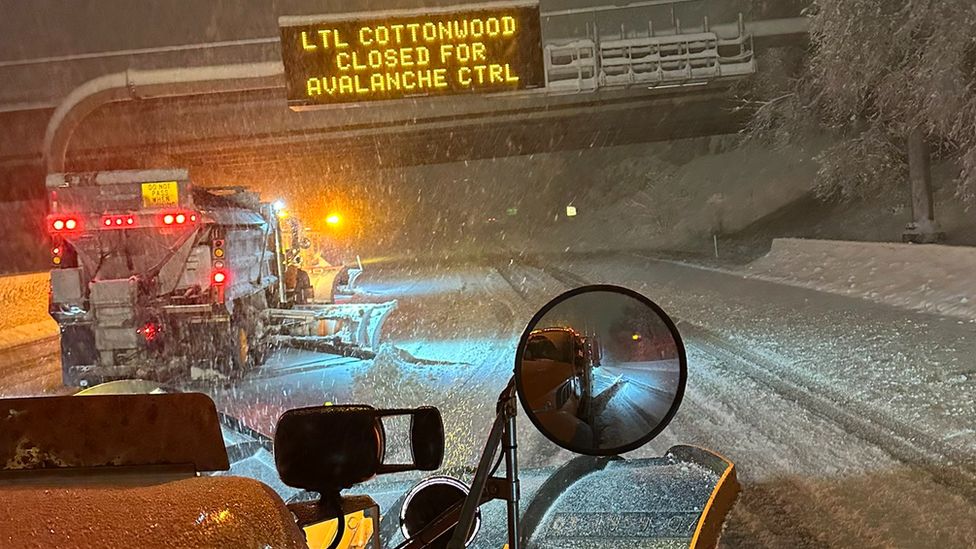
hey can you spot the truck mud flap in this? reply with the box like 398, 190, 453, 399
60, 324, 97, 387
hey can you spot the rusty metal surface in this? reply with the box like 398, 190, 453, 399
0, 475, 307, 549
0, 393, 229, 473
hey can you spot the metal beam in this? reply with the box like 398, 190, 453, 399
43, 62, 285, 173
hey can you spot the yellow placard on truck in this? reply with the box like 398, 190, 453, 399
141, 181, 179, 208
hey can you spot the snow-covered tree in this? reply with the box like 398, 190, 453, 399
744, 1, 976, 204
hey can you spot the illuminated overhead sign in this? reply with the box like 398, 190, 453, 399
278, 1, 545, 109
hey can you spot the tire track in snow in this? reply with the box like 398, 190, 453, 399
683, 321, 976, 505
0, 336, 63, 396
533, 255, 976, 505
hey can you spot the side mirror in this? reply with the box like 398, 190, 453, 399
274, 405, 444, 493
514, 285, 687, 456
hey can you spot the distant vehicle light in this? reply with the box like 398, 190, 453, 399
212, 271, 227, 285
175, 214, 186, 224
163, 214, 175, 225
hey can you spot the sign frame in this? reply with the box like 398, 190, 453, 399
278, 0, 546, 110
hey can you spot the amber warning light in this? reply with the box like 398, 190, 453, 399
278, 1, 544, 108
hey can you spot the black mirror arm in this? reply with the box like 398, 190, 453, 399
447, 377, 521, 549
398, 379, 520, 549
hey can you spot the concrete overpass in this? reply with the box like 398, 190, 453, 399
0, 1, 808, 178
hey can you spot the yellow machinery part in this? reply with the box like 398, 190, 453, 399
689, 453, 740, 548
304, 510, 376, 549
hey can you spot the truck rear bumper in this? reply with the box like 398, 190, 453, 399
59, 319, 220, 387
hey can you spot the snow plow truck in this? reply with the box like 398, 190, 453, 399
46, 168, 394, 387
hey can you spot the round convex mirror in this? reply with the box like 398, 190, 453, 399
514, 285, 687, 456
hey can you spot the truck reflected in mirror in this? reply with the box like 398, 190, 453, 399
515, 285, 687, 456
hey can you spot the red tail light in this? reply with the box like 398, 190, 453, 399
161, 211, 196, 226
137, 322, 159, 343
49, 216, 81, 233
101, 214, 139, 229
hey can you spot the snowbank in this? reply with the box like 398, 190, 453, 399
0, 273, 57, 349
742, 238, 976, 320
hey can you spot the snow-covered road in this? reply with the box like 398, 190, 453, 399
550, 252, 976, 547
2, 252, 974, 547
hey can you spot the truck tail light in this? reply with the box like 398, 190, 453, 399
162, 211, 196, 226
137, 322, 160, 343
101, 215, 139, 229
49, 216, 80, 233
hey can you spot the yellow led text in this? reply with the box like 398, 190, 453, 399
298, 13, 525, 99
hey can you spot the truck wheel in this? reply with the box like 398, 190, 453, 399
228, 324, 251, 377
248, 318, 270, 366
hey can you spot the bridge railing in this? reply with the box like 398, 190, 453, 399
543, 10, 756, 93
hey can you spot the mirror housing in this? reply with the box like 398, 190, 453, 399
274, 405, 444, 493
409, 406, 445, 472
514, 285, 687, 456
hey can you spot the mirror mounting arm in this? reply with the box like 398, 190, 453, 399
497, 377, 519, 417
448, 376, 522, 549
